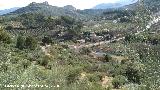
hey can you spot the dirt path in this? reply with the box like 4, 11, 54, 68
101, 76, 113, 88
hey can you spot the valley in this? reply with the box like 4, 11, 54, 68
0, 0, 160, 90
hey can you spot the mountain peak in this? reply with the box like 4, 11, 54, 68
29, 1, 49, 6
42, 1, 49, 5
29, 2, 37, 5
63, 5, 76, 11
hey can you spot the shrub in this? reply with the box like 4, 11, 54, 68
0, 64, 8, 72
112, 75, 127, 89
42, 36, 52, 45
124, 34, 134, 42
25, 36, 37, 50
5, 26, 13, 30
66, 68, 82, 84
45, 63, 52, 70
11, 57, 20, 64
16, 36, 38, 50
87, 72, 103, 82
21, 59, 31, 69
125, 65, 141, 84
0, 30, 12, 44
16, 36, 25, 50
84, 64, 110, 73
38, 57, 49, 67
90, 83, 105, 90
104, 54, 112, 62
80, 47, 91, 55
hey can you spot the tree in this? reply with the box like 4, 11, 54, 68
42, 36, 52, 45
44, 16, 56, 29
0, 29, 12, 44
134, 0, 151, 30
5, 26, 13, 30
151, 39, 158, 45
16, 36, 25, 50
25, 36, 37, 50
125, 64, 142, 84
105, 54, 111, 62
61, 16, 75, 25
68, 21, 83, 36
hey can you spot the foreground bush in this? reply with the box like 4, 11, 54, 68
0, 29, 12, 44
16, 35, 38, 50
16, 36, 25, 50
66, 68, 82, 85
42, 36, 52, 45
112, 75, 127, 89
25, 36, 38, 50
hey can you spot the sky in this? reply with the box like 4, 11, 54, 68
0, 0, 135, 10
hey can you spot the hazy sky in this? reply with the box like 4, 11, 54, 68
0, 0, 134, 10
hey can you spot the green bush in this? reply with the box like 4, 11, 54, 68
80, 47, 91, 55
16, 36, 25, 50
0, 64, 8, 72
104, 54, 112, 62
112, 75, 127, 89
0, 30, 12, 44
10, 56, 20, 64
21, 59, 31, 69
42, 36, 52, 45
5, 26, 13, 30
125, 65, 141, 84
38, 57, 49, 67
87, 72, 103, 82
25, 36, 37, 50
66, 68, 82, 85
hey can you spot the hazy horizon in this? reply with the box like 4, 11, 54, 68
0, 0, 137, 10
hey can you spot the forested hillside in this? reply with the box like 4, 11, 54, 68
0, 0, 160, 90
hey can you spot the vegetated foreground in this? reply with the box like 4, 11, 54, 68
0, 0, 160, 90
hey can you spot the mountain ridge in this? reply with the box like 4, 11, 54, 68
0, 7, 20, 15
92, 0, 138, 9
6, 1, 86, 19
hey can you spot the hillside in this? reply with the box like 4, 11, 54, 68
92, 0, 138, 9
123, 0, 160, 12
92, 3, 123, 9
0, 0, 160, 90
4, 1, 139, 20
0, 7, 20, 15
8, 2, 86, 19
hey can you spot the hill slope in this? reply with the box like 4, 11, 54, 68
93, 0, 138, 9
93, 3, 123, 9
123, 0, 160, 12
0, 7, 20, 15
8, 2, 86, 19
